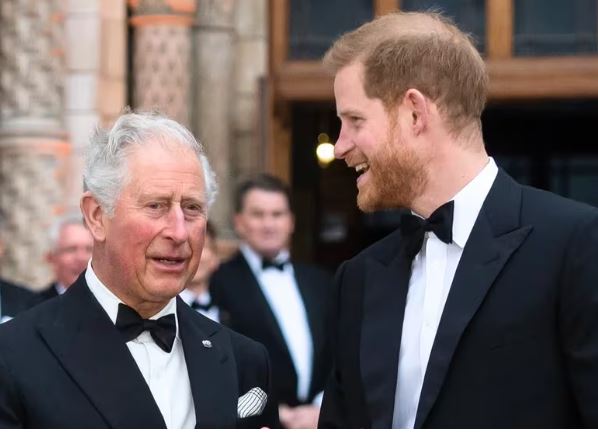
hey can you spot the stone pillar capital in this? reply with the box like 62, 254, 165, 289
129, 0, 196, 26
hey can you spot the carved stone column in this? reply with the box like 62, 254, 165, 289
129, 0, 195, 127
0, 0, 69, 287
233, 0, 268, 182
193, 0, 236, 239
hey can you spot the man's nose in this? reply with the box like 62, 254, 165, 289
165, 206, 189, 243
334, 127, 352, 159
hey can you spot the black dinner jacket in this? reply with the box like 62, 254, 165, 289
0, 273, 279, 429
0, 279, 36, 319
36, 282, 60, 303
319, 169, 598, 428
211, 252, 332, 407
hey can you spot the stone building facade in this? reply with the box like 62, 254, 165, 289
0, 0, 268, 287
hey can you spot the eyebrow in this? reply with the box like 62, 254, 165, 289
337, 109, 363, 118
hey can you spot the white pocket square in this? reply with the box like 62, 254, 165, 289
237, 387, 267, 418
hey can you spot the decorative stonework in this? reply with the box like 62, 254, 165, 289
0, 140, 69, 287
132, 25, 191, 125
0, 0, 68, 287
129, 0, 195, 126
0, 0, 64, 126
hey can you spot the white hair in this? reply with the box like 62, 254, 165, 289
83, 111, 218, 216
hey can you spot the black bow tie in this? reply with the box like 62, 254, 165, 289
262, 258, 288, 271
400, 201, 454, 259
115, 303, 176, 353
191, 299, 213, 311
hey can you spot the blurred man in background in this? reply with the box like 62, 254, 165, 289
180, 222, 221, 322
38, 215, 93, 301
211, 173, 332, 428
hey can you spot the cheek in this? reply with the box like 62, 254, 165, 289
112, 222, 155, 257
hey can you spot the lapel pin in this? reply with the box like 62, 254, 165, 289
202, 339, 212, 348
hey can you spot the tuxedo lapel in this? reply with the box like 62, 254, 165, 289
36, 275, 166, 428
294, 267, 322, 372
177, 300, 238, 428
415, 171, 532, 428
235, 255, 290, 358
360, 231, 409, 428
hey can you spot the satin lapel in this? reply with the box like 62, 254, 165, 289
415, 171, 532, 428
236, 255, 290, 359
178, 300, 237, 428
36, 275, 165, 428
294, 267, 322, 374
360, 232, 409, 429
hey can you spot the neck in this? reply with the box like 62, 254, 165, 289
411, 136, 488, 218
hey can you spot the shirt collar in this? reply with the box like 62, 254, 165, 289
450, 157, 498, 248
239, 243, 290, 275
180, 288, 211, 305
85, 260, 179, 335
55, 282, 67, 295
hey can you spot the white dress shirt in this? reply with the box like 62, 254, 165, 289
55, 282, 67, 295
240, 244, 314, 402
179, 288, 220, 323
85, 263, 196, 429
392, 158, 498, 428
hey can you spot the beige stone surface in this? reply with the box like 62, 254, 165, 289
194, 2, 235, 236
100, 19, 127, 79
232, 93, 259, 133
65, 113, 100, 149
65, 14, 100, 70
98, 78, 126, 123
234, 38, 267, 95
196, 0, 235, 27
235, 0, 266, 37
67, 0, 100, 14
101, 0, 126, 19
234, 132, 264, 176
65, 73, 98, 111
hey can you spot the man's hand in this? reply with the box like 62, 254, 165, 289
279, 404, 320, 429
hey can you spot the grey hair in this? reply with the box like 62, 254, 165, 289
83, 111, 218, 216
48, 214, 87, 252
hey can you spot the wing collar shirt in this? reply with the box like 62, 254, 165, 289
393, 158, 498, 428
240, 243, 314, 403
85, 261, 196, 428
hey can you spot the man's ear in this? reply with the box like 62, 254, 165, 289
402, 88, 430, 136
80, 193, 107, 243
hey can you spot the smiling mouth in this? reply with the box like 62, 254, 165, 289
355, 162, 370, 176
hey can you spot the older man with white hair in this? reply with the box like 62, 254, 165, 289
0, 112, 278, 429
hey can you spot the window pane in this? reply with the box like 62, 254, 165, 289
289, 0, 374, 60
514, 0, 598, 56
401, 0, 486, 53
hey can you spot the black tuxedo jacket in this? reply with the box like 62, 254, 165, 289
0, 274, 279, 428
319, 170, 598, 428
211, 252, 332, 407
36, 282, 60, 303
0, 279, 36, 319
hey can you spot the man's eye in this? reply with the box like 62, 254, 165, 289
147, 203, 163, 210
184, 204, 204, 215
